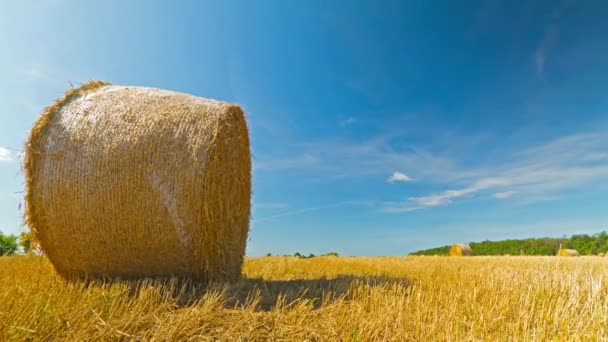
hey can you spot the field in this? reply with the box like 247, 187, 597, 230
1, 256, 607, 341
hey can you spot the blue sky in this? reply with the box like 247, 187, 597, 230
1, 0, 608, 256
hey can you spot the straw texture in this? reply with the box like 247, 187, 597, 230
557, 249, 579, 257
24, 81, 251, 281
449, 243, 472, 256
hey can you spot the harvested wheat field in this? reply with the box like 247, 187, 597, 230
1, 256, 608, 340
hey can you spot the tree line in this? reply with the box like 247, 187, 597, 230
0, 231, 37, 256
410, 231, 608, 256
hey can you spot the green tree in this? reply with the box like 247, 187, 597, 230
410, 231, 608, 256
0, 231, 18, 256
19, 231, 39, 254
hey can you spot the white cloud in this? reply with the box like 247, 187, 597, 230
406, 177, 509, 208
340, 117, 357, 126
494, 191, 515, 199
384, 132, 608, 212
255, 123, 608, 212
0, 147, 14, 162
387, 171, 412, 183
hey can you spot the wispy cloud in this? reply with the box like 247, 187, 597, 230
340, 116, 357, 126
385, 132, 608, 212
382, 203, 424, 213
534, 49, 545, 76
252, 201, 355, 223
256, 135, 467, 183
494, 190, 515, 199
387, 171, 413, 183
533, 11, 560, 77
254, 121, 608, 212
403, 178, 508, 209
255, 202, 289, 209
0, 147, 15, 162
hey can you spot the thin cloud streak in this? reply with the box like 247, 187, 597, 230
394, 178, 509, 211
252, 201, 355, 223
255, 202, 289, 209
385, 132, 608, 212
255, 127, 608, 212
340, 116, 357, 126
494, 191, 515, 199
257, 134, 469, 184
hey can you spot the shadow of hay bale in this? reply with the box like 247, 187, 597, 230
222, 275, 410, 310
80, 275, 410, 311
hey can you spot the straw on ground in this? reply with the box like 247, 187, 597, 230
1, 255, 607, 340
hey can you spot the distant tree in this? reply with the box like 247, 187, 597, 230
20, 231, 40, 255
0, 231, 18, 256
322, 252, 339, 257
307, 253, 315, 258
293, 252, 302, 258
410, 231, 608, 256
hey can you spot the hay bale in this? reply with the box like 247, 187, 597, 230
24, 81, 251, 281
557, 249, 579, 257
598, 253, 605, 257
449, 243, 472, 256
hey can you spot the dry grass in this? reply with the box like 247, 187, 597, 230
1, 255, 608, 340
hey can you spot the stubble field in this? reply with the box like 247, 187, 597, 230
1, 255, 607, 341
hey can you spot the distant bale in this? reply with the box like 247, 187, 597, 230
449, 243, 472, 256
24, 81, 251, 281
557, 249, 579, 257
599, 253, 605, 257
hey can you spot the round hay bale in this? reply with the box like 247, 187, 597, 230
557, 249, 579, 257
449, 243, 472, 256
24, 81, 251, 281
600, 253, 606, 257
